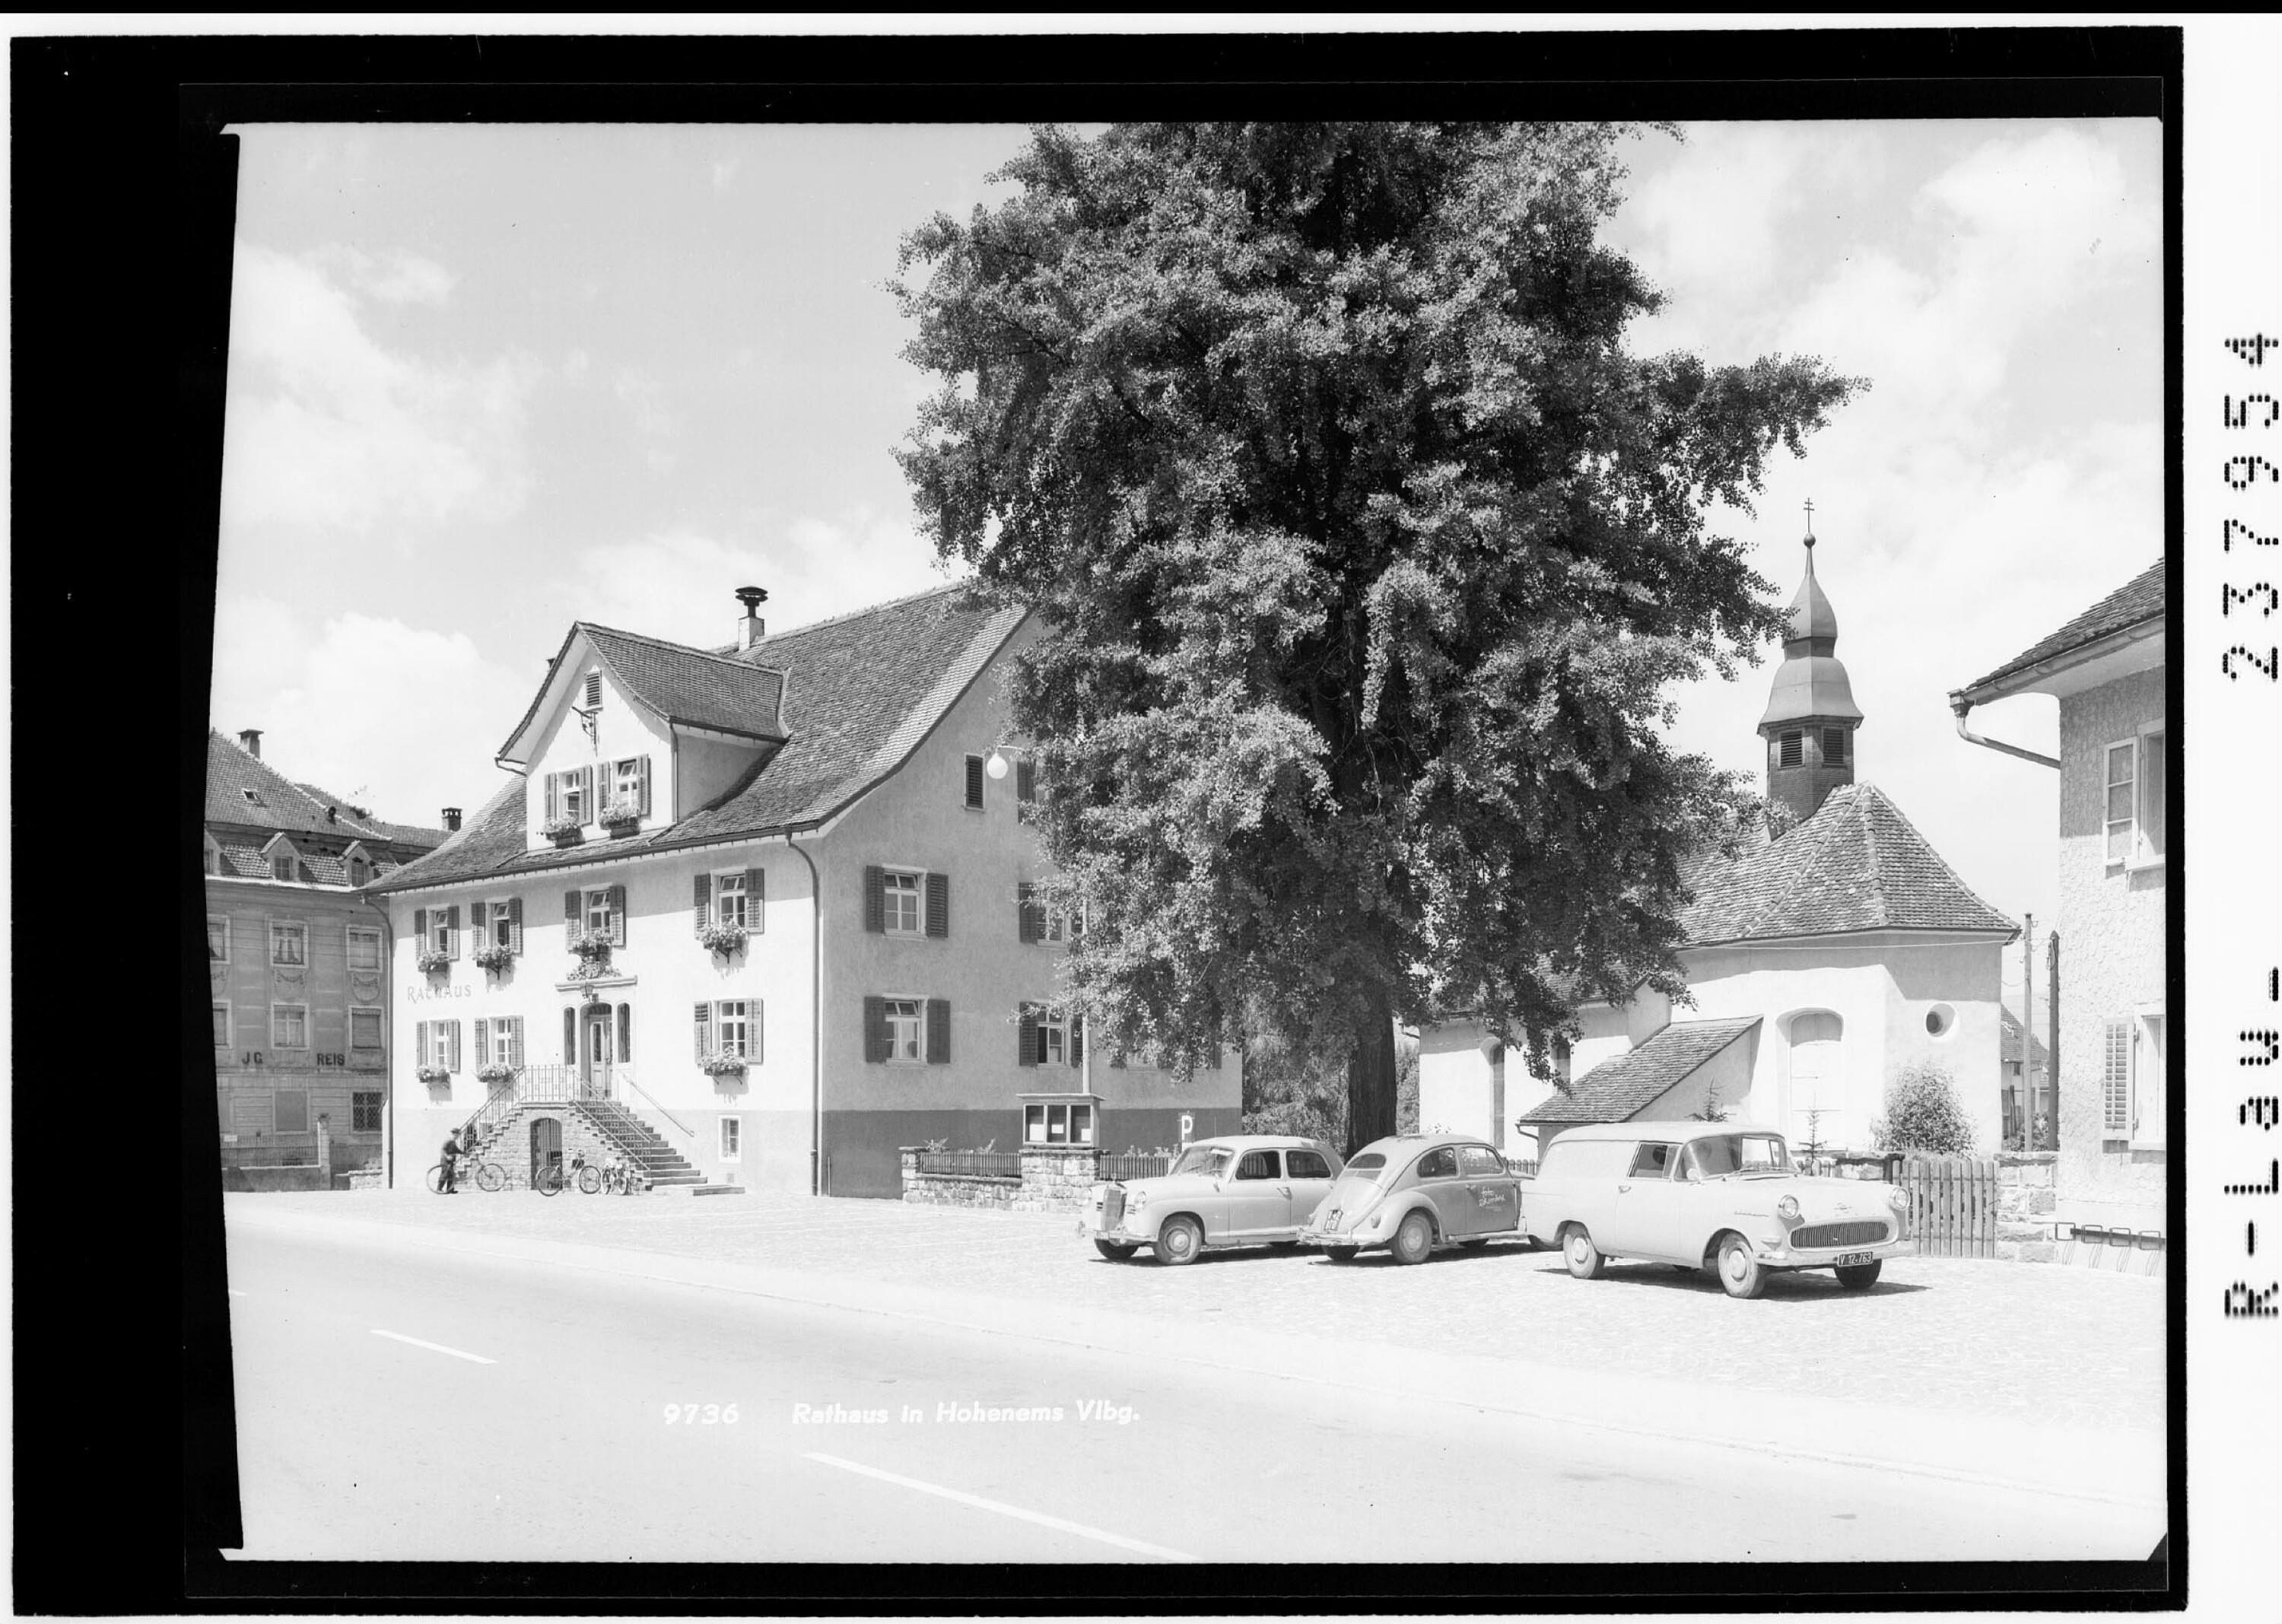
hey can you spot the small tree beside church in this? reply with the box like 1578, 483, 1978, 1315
1870, 1061, 1975, 1157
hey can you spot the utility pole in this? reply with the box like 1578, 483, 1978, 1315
2022, 913, 2033, 1150
2046, 930, 2062, 1152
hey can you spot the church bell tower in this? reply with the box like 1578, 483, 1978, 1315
1757, 504, 1862, 829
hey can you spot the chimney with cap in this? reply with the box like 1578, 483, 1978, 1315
735, 585, 769, 651
238, 728, 263, 758
442, 807, 462, 833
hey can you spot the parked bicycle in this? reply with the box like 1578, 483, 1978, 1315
601, 1155, 638, 1195
535, 1150, 604, 1197
427, 1153, 504, 1194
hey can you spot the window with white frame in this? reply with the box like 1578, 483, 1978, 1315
720, 1117, 742, 1161
272, 1003, 310, 1050
347, 927, 382, 973
884, 999, 923, 1062
485, 900, 516, 949
270, 921, 307, 966
883, 869, 923, 935
714, 870, 748, 929
2104, 1009, 2167, 1148
426, 1022, 457, 1071
211, 1003, 230, 1047
271, 851, 296, 882
612, 756, 644, 809
561, 771, 590, 826
486, 1015, 523, 1068
586, 888, 613, 936
1025, 1099, 1093, 1146
2105, 726, 2166, 867
1035, 1011, 1068, 1066
430, 909, 455, 955
715, 1000, 752, 1057
350, 1008, 383, 1051
208, 917, 230, 963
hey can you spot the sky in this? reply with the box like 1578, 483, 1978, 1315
209, 119, 2164, 1013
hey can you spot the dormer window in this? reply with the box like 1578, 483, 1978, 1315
271, 852, 296, 882
241, 787, 264, 808
348, 856, 368, 887
583, 671, 603, 709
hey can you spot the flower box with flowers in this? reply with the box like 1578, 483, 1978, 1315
701, 1051, 748, 1079
541, 815, 584, 844
475, 1060, 516, 1084
415, 948, 452, 974
417, 1065, 450, 1085
699, 922, 748, 957
599, 798, 642, 831
567, 929, 615, 961
473, 942, 515, 974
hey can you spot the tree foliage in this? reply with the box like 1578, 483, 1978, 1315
895, 122, 1860, 1151
1872, 1061, 1978, 1157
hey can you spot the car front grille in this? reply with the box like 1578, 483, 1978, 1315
1101, 1187, 1126, 1230
1793, 1220, 1889, 1249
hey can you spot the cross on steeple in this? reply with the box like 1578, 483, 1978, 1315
1804, 498, 1816, 550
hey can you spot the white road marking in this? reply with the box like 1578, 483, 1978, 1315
370, 1329, 497, 1365
803, 1451, 1196, 1562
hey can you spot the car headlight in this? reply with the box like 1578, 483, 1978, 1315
1775, 1195, 1801, 1222
1126, 1191, 1147, 1214
1886, 1186, 1909, 1215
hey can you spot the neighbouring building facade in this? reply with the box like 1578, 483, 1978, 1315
367, 584, 1241, 1198
1951, 561, 2166, 1232
1422, 530, 2017, 1159
204, 729, 447, 1177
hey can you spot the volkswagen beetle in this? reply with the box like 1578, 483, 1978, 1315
1295, 1133, 1523, 1263
1080, 1136, 1343, 1265
1521, 1120, 1912, 1298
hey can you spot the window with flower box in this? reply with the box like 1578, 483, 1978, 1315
694, 1000, 763, 1066
415, 1019, 462, 1073
208, 916, 230, 963
271, 1003, 310, 1050
474, 1015, 525, 1072
270, 921, 307, 967
543, 765, 596, 830
698, 868, 766, 932
606, 756, 651, 823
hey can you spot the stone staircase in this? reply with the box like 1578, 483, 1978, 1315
466, 1099, 707, 1191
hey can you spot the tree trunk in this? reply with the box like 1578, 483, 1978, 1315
1344, 984, 1399, 1155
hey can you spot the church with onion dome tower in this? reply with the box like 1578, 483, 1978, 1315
1420, 510, 2020, 1162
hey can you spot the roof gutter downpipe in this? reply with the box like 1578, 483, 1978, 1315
1949, 697, 2060, 771
783, 831, 825, 1196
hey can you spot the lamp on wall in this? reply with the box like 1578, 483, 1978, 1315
985, 747, 1010, 780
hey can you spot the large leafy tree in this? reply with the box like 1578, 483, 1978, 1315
895, 122, 1859, 1152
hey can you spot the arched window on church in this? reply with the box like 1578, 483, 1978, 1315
1786, 1011, 1844, 1152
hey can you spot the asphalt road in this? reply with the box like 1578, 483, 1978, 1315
222, 1222, 2163, 1565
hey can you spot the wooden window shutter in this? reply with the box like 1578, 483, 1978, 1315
469, 901, 485, 939
609, 884, 628, 946
1018, 1005, 1038, 1067
693, 872, 712, 934
965, 754, 984, 809
508, 898, 523, 954
1069, 1012, 1084, 1069
580, 764, 596, 820
926, 998, 950, 1064
638, 755, 652, 815
510, 1015, 526, 1066
416, 1020, 430, 1065
618, 1004, 631, 1063
563, 1007, 577, 1065
863, 996, 887, 1063
1015, 758, 1035, 802
544, 772, 560, 825
447, 1021, 462, 1073
926, 872, 949, 939
474, 1017, 490, 1069
1018, 882, 1039, 942
751, 1000, 763, 1066
864, 866, 885, 933
564, 889, 581, 929
447, 905, 462, 958
413, 907, 427, 942
2103, 1020, 2132, 1133
745, 867, 765, 933
694, 1002, 713, 1062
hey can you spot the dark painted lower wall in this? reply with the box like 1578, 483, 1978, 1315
822, 1106, 1244, 1200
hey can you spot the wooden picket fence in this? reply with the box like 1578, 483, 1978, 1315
1899, 1155, 1998, 1257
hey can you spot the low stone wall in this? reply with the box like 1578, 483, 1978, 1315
899, 1145, 1104, 1213
224, 1165, 333, 1193
1995, 1151, 2062, 1262
344, 1165, 386, 1191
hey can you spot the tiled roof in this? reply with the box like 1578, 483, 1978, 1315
1678, 783, 2016, 946
2001, 1006, 2050, 1070
1520, 1017, 1762, 1126
373, 583, 1028, 894
204, 731, 446, 855
209, 837, 408, 888
576, 624, 789, 742
1959, 561, 2164, 696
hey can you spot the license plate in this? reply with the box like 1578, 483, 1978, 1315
1834, 1251, 1875, 1267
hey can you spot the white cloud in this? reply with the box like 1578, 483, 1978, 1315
358, 249, 456, 305
208, 596, 532, 826
613, 368, 682, 474
218, 243, 532, 536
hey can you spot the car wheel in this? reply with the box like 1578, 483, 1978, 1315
1324, 1246, 1359, 1263
1390, 1210, 1435, 1266
1092, 1239, 1139, 1262
1155, 1216, 1204, 1266
1716, 1234, 1768, 1299
1562, 1225, 1607, 1280
1835, 1259, 1883, 1291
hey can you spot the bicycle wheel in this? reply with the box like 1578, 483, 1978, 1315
576, 1165, 602, 1194
475, 1162, 506, 1193
425, 1163, 447, 1195
536, 1166, 563, 1197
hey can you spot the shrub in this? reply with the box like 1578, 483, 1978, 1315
1871, 1061, 1976, 1156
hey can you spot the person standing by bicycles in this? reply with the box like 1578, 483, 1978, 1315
438, 1127, 467, 1194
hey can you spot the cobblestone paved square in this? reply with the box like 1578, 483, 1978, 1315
231, 1187, 2166, 1435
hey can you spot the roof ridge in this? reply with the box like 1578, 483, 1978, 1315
579, 621, 793, 674
743, 577, 991, 650
1853, 782, 2015, 932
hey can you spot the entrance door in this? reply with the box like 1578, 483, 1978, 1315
582, 1006, 615, 1101
529, 1116, 562, 1184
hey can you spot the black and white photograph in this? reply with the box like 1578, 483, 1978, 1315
56, 17, 2259, 1615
